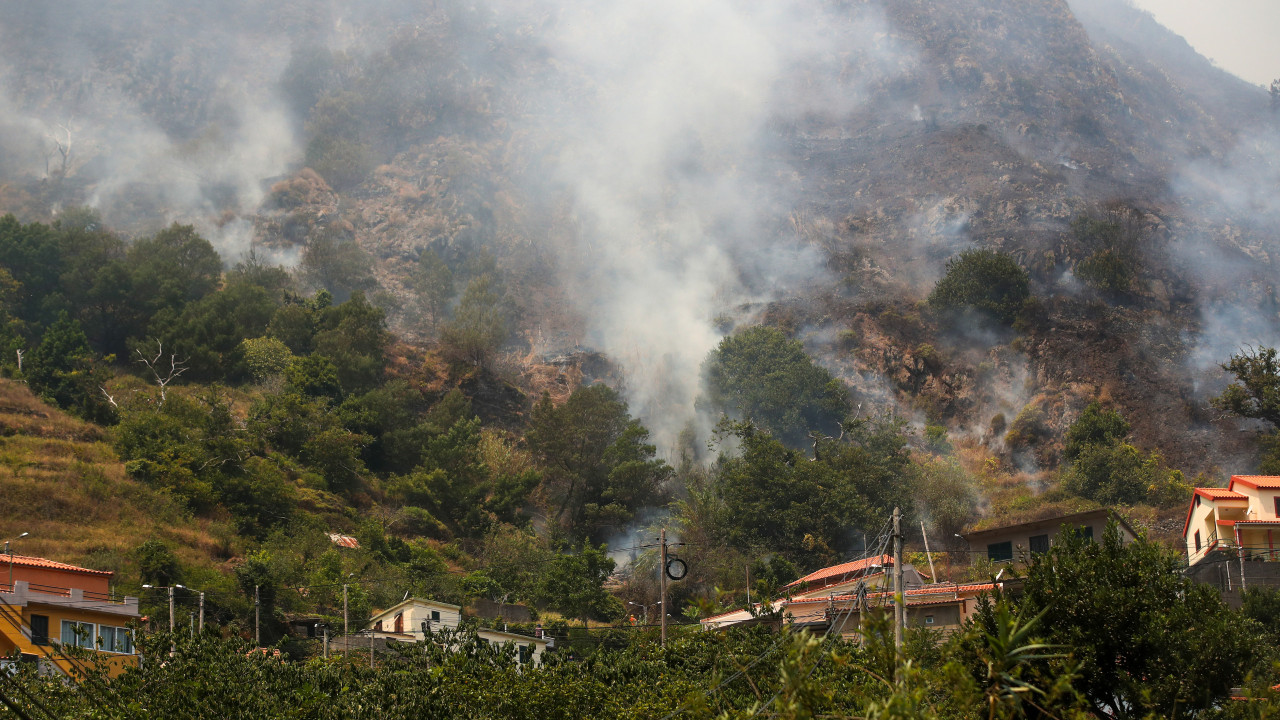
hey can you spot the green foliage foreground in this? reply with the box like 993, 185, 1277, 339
7, 530, 1275, 720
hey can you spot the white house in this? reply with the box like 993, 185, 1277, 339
366, 597, 548, 665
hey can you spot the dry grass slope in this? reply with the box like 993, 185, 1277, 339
0, 380, 233, 583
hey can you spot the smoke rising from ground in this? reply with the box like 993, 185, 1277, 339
506, 0, 909, 448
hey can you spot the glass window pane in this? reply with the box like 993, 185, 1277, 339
61, 620, 74, 646
100, 626, 114, 650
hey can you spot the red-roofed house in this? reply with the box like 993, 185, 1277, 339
781, 555, 930, 599
0, 554, 140, 678
700, 581, 998, 637
1185, 476, 1280, 566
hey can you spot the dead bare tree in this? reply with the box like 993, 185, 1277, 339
135, 340, 188, 404
14, 349, 22, 373
44, 122, 73, 179
99, 386, 118, 409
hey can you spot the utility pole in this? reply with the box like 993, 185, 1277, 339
660, 527, 668, 646
745, 565, 750, 607
189, 612, 195, 637
343, 584, 349, 637
370, 630, 374, 669
254, 585, 260, 647
892, 506, 903, 673
920, 520, 937, 583
323, 627, 328, 659
168, 586, 176, 657
198, 592, 204, 634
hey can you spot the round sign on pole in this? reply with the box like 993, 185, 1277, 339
665, 557, 687, 581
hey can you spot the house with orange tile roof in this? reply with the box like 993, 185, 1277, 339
700, 581, 998, 637
701, 554, 978, 637
1184, 475, 1280, 566
780, 555, 930, 600
0, 554, 140, 678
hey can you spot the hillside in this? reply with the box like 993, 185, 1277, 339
0, 380, 232, 581
0, 0, 1277, 631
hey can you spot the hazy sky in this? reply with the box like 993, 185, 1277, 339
1129, 0, 1279, 86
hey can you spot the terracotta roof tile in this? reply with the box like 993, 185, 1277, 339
4, 555, 112, 577
1195, 488, 1247, 499
1231, 476, 1280, 489
783, 555, 893, 591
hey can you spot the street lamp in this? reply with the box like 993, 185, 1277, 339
5, 532, 28, 588
143, 583, 185, 656
627, 601, 651, 626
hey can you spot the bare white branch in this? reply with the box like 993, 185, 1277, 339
135, 339, 188, 404
99, 386, 118, 408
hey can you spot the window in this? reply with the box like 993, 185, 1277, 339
374, 620, 383, 632
394, 613, 403, 634
519, 645, 531, 664
987, 541, 1013, 562
29, 615, 49, 646
1195, 495, 1201, 508
99, 626, 133, 654
1082, 526, 1094, 541
60, 620, 95, 649
1274, 496, 1279, 518
431, 610, 440, 622
924, 615, 935, 625
1195, 530, 1201, 552
1029, 534, 1050, 554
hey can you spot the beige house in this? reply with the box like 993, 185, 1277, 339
367, 597, 548, 665
1184, 475, 1280, 566
962, 509, 1137, 564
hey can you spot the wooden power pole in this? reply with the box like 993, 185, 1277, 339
660, 527, 668, 646
892, 507, 903, 671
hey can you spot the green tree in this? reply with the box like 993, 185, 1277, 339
23, 311, 114, 423
313, 291, 392, 394
1060, 402, 1181, 506
702, 326, 850, 449
714, 421, 873, 569
535, 544, 623, 627
300, 229, 375, 301
1063, 402, 1129, 462
983, 524, 1256, 718
526, 386, 671, 541
135, 539, 182, 587
414, 248, 455, 332
1214, 346, 1280, 427
440, 274, 507, 367
927, 249, 1030, 325
127, 223, 223, 320
240, 336, 295, 385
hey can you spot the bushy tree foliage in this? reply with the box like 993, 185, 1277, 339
126, 223, 223, 320
312, 291, 391, 394
440, 274, 507, 367
714, 421, 873, 569
535, 544, 623, 626
1060, 401, 1187, 507
981, 524, 1257, 718
414, 248, 455, 331
927, 249, 1030, 325
702, 326, 850, 449
1215, 346, 1280, 428
526, 385, 671, 542
23, 311, 115, 423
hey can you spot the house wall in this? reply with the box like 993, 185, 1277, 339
4, 565, 110, 596
907, 604, 962, 630
1232, 483, 1280, 520
477, 628, 548, 665
975, 514, 1133, 563
0, 597, 139, 678
1185, 498, 1219, 561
